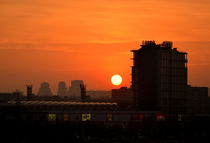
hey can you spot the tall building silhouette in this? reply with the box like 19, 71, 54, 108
37, 82, 53, 96
26, 85, 32, 99
57, 81, 67, 97
131, 41, 187, 114
69, 80, 84, 97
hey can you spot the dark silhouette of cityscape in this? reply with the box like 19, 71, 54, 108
0, 41, 210, 143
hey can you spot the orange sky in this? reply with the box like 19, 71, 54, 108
0, 0, 210, 94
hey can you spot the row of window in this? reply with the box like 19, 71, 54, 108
47, 113, 167, 122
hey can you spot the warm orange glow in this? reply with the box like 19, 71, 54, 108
0, 0, 210, 93
111, 75, 122, 86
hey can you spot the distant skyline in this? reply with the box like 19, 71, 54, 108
0, 0, 210, 93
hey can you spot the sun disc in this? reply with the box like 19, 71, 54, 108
111, 75, 122, 86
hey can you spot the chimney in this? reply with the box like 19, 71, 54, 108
26, 85, 32, 100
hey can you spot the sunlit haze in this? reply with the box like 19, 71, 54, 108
0, 0, 210, 94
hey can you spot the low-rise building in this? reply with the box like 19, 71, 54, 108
186, 85, 208, 115
112, 87, 133, 109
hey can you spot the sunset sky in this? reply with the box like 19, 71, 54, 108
0, 0, 210, 94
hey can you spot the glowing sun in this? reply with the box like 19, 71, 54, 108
111, 75, 122, 86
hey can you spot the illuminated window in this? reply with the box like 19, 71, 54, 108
178, 114, 182, 121
82, 114, 91, 121
48, 114, 56, 122
106, 113, 112, 121
139, 114, 144, 120
156, 113, 166, 121
63, 114, 70, 122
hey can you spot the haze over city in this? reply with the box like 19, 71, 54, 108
1, 0, 210, 93
2, 1, 210, 142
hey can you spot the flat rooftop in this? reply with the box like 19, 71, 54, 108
7, 100, 118, 106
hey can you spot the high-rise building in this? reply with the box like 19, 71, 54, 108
131, 41, 187, 114
69, 80, 84, 97
57, 81, 67, 97
208, 88, 210, 97
37, 82, 53, 96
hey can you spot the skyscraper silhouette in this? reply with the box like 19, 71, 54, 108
57, 81, 67, 97
131, 41, 187, 114
38, 82, 53, 96
69, 80, 84, 97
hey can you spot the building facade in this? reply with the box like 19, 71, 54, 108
186, 85, 208, 115
131, 41, 187, 114
112, 87, 133, 109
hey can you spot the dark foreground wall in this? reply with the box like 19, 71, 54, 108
1, 118, 210, 143
1, 106, 210, 143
